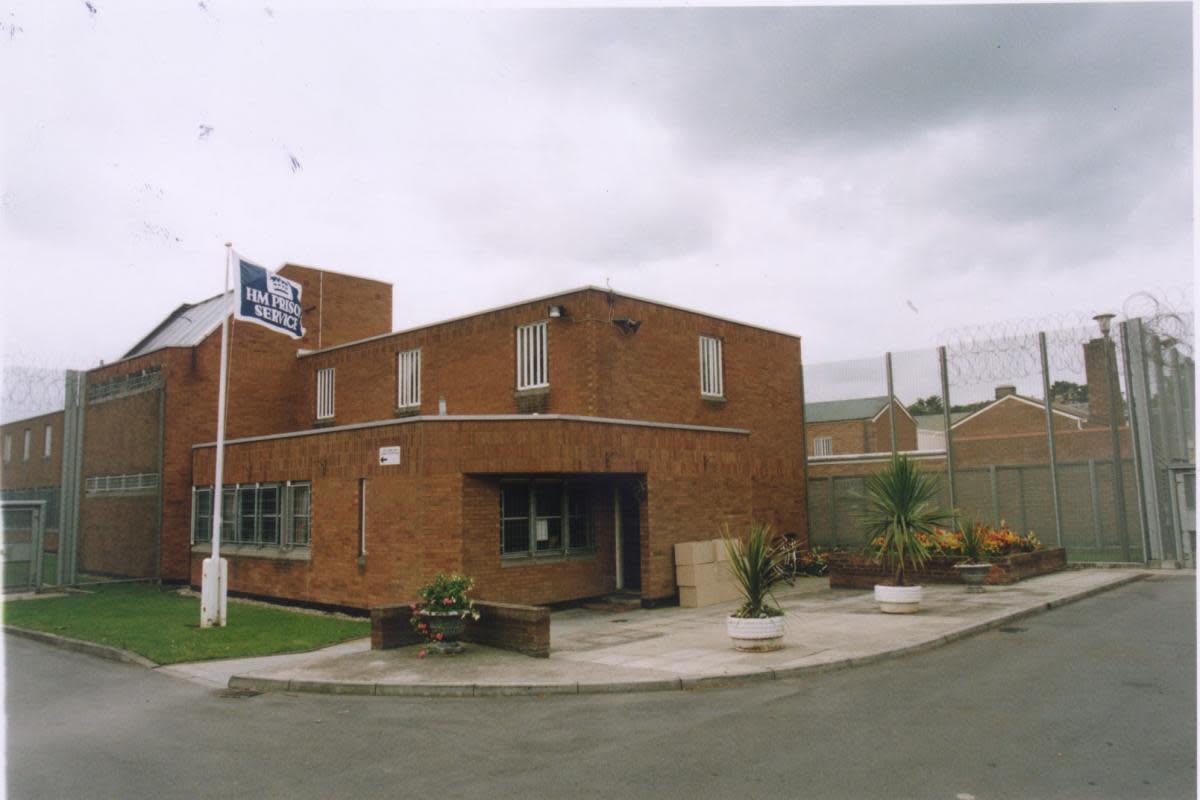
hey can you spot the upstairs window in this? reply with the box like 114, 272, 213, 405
43, 425, 52, 458
516, 321, 548, 390
316, 367, 335, 420
3, 433, 10, 463
813, 436, 833, 457
397, 349, 421, 409
22, 429, 31, 462
699, 335, 724, 398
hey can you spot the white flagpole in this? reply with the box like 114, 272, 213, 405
201, 243, 233, 627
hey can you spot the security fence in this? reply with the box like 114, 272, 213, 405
804, 309, 1194, 565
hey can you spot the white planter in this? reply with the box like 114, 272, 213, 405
874, 584, 923, 614
726, 615, 786, 652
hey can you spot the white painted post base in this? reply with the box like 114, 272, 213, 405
200, 557, 228, 628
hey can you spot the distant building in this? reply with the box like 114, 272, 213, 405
804, 395, 916, 456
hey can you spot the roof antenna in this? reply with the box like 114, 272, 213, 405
605, 277, 616, 308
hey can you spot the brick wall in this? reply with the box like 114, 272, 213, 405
297, 287, 807, 547
0, 410, 63, 490
80, 266, 393, 583
190, 416, 760, 609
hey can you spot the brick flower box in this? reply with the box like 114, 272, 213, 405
827, 547, 1067, 590
371, 600, 550, 658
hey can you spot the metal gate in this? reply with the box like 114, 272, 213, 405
2, 500, 48, 593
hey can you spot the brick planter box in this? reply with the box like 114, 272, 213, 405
827, 547, 1067, 590
371, 600, 550, 658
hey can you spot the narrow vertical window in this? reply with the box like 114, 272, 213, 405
397, 349, 421, 409
43, 424, 52, 458
813, 436, 833, 457
22, 429, 31, 461
316, 367, 335, 420
516, 321, 549, 390
192, 487, 212, 544
3, 433, 10, 463
289, 482, 312, 547
699, 335, 724, 398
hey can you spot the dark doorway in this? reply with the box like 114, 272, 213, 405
618, 485, 641, 592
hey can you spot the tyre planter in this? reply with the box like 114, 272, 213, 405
874, 584, 923, 614
726, 615, 786, 652
419, 610, 466, 654
954, 562, 992, 593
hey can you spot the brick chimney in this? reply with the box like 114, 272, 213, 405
1084, 337, 1117, 426
994, 385, 1017, 400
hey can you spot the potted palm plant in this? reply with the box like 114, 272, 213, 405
859, 455, 955, 614
953, 518, 992, 592
722, 523, 787, 651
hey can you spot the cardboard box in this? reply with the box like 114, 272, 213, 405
679, 583, 733, 608
674, 540, 714, 566
676, 561, 720, 587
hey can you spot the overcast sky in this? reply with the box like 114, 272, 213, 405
0, 1, 1192, 417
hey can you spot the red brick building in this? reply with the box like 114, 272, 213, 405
188, 286, 807, 609
804, 396, 917, 456
72, 265, 393, 585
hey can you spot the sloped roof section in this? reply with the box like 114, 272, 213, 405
805, 396, 891, 424
123, 292, 230, 359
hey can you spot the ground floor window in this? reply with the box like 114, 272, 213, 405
192, 481, 311, 549
501, 480, 593, 557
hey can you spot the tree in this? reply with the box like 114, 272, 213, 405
907, 395, 944, 415
1050, 380, 1088, 404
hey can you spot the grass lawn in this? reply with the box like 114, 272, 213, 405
2, 583, 369, 665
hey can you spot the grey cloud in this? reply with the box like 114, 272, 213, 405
524, 4, 1190, 155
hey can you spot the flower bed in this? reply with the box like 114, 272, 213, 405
827, 521, 1066, 589
827, 547, 1067, 589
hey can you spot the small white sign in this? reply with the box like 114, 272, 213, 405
535, 519, 549, 542
378, 446, 401, 466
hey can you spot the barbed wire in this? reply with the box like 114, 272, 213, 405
939, 287, 1193, 387
0, 347, 85, 424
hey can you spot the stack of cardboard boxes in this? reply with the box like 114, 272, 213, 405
674, 538, 741, 608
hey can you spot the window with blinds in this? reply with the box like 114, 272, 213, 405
516, 321, 549, 391
699, 335, 724, 398
397, 349, 421, 409
316, 367, 335, 420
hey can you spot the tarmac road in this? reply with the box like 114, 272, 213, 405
5, 575, 1195, 800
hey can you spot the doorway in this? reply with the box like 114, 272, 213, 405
615, 484, 641, 592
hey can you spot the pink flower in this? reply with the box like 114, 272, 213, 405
435, 632, 444, 641
418, 650, 426, 658
443, 597, 453, 606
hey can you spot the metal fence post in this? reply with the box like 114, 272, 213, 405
1087, 459, 1103, 549
1109, 324, 1135, 561
989, 465, 1000, 527
1039, 332, 1064, 547
827, 476, 837, 548
1123, 318, 1160, 561
938, 346, 956, 512
885, 352, 897, 456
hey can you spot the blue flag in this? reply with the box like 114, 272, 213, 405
233, 255, 305, 339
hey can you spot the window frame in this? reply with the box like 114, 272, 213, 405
191, 481, 311, 550
316, 367, 336, 420
396, 348, 421, 410
500, 479, 593, 559
699, 335, 724, 399
22, 428, 31, 462
3, 433, 10, 463
813, 436, 833, 457
43, 424, 52, 459
515, 321, 549, 391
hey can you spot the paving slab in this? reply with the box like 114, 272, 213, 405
219, 567, 1155, 697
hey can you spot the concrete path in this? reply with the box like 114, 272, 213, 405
219, 568, 1153, 697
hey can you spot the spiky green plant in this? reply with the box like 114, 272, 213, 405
958, 517, 987, 564
722, 523, 786, 618
858, 455, 955, 586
